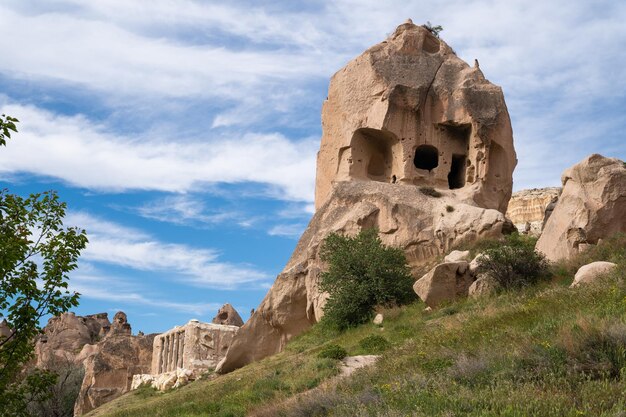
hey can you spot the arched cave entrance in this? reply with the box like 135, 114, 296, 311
414, 145, 439, 171
448, 154, 466, 189
350, 128, 398, 182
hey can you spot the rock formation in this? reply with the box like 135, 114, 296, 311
34, 312, 110, 368
0, 319, 11, 341
73, 312, 155, 415
506, 188, 561, 236
536, 154, 626, 262
315, 21, 516, 213
217, 21, 516, 374
212, 303, 244, 327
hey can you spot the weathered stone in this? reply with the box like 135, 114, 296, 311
469, 253, 483, 275
570, 261, 618, 288
413, 261, 474, 307
373, 314, 384, 325
315, 21, 516, 214
536, 155, 626, 262
506, 188, 561, 236
34, 312, 109, 368
444, 250, 470, 263
216, 21, 516, 375
340, 355, 380, 377
212, 303, 244, 327
0, 319, 11, 341
468, 276, 499, 298
73, 312, 155, 416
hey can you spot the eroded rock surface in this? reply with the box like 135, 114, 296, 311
571, 261, 618, 288
413, 261, 473, 307
536, 154, 626, 262
506, 188, 560, 236
315, 21, 516, 213
217, 182, 509, 373
212, 304, 244, 327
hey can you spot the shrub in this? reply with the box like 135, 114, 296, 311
317, 344, 347, 360
358, 335, 391, 354
319, 229, 416, 330
419, 186, 441, 198
445, 205, 454, 213
476, 233, 548, 289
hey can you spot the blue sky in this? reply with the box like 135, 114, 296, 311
0, 1, 625, 334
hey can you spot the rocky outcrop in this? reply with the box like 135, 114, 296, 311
570, 261, 617, 287
506, 188, 561, 236
315, 20, 516, 213
217, 21, 517, 374
536, 155, 626, 262
212, 304, 244, 327
468, 276, 499, 298
216, 182, 509, 373
413, 261, 473, 307
35, 312, 109, 368
74, 330, 155, 415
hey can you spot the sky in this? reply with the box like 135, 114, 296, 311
0, 1, 625, 334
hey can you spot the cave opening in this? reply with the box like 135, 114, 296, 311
448, 154, 466, 189
414, 145, 439, 171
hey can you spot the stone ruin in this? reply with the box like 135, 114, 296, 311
131, 305, 242, 391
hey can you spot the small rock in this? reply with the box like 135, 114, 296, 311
373, 313, 384, 325
444, 250, 470, 263
570, 261, 617, 287
468, 276, 499, 298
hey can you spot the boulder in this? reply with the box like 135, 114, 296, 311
413, 262, 474, 307
506, 188, 561, 236
570, 261, 618, 287
212, 303, 244, 327
216, 21, 516, 374
444, 250, 471, 263
468, 276, 499, 298
536, 154, 626, 262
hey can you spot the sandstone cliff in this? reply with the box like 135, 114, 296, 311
506, 187, 560, 236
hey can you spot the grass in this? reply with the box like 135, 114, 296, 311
88, 238, 626, 417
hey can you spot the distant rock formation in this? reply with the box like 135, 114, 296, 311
217, 21, 516, 374
536, 154, 626, 261
506, 187, 561, 236
212, 304, 244, 327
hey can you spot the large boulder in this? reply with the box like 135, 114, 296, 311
216, 182, 508, 373
570, 261, 618, 287
506, 188, 561, 236
413, 261, 474, 307
315, 20, 516, 213
212, 303, 244, 327
536, 155, 626, 262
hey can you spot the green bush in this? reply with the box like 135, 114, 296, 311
476, 233, 548, 289
317, 344, 348, 360
358, 335, 391, 354
319, 228, 416, 330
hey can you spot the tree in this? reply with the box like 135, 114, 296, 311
318, 228, 415, 330
0, 116, 88, 416
422, 21, 444, 38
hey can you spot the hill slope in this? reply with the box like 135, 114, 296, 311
88, 240, 626, 417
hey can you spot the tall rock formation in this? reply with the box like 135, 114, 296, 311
212, 304, 244, 327
216, 21, 517, 374
506, 187, 561, 236
315, 20, 516, 213
536, 154, 626, 262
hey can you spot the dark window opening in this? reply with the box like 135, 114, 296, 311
448, 154, 466, 189
414, 145, 439, 171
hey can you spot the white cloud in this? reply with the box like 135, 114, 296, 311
0, 101, 318, 202
268, 224, 307, 239
65, 211, 270, 289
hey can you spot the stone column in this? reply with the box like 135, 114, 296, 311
177, 331, 185, 369
172, 332, 179, 371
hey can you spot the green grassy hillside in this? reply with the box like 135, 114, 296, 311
88, 238, 626, 417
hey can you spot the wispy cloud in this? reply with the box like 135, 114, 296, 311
65, 211, 270, 289
0, 101, 318, 202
